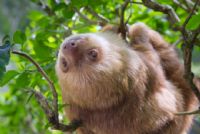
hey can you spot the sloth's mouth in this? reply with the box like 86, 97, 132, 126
60, 57, 68, 73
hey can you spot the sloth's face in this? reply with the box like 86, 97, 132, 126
55, 33, 130, 109
57, 34, 106, 73
55, 33, 129, 87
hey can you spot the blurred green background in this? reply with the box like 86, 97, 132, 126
0, 0, 199, 134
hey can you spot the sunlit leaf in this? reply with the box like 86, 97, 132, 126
28, 10, 44, 21
186, 12, 200, 30
0, 70, 19, 87
155, 0, 173, 4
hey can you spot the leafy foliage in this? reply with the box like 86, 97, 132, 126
186, 11, 200, 30
13, 30, 27, 45
0, 0, 199, 134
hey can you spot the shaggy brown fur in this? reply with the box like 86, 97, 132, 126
55, 23, 197, 134
129, 23, 198, 133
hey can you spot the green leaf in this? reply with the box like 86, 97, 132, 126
62, 6, 74, 19
44, 123, 50, 129
0, 35, 11, 80
26, 91, 34, 103
15, 71, 30, 88
186, 13, 200, 30
53, 3, 66, 11
36, 17, 50, 28
155, 0, 173, 4
13, 30, 27, 44
28, 10, 44, 21
0, 70, 19, 87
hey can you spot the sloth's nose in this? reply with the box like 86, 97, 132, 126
61, 36, 86, 62
62, 36, 82, 51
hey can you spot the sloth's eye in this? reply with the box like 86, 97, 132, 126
87, 49, 98, 61
60, 57, 68, 72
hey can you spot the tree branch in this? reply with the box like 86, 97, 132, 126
125, 2, 133, 25
173, 0, 190, 12
181, 0, 200, 101
73, 7, 97, 25
130, 1, 143, 5
119, 0, 130, 39
183, 45, 200, 101
183, 0, 200, 30
11, 50, 82, 131
172, 37, 183, 47
183, 0, 195, 11
175, 108, 200, 115
12, 50, 59, 121
85, 6, 109, 26
142, 0, 180, 24
191, 25, 200, 44
30, 89, 81, 131
141, 0, 200, 112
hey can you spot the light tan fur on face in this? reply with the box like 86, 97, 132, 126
55, 23, 198, 134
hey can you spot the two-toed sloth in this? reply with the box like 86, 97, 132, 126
55, 23, 198, 134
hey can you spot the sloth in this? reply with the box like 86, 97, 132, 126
55, 23, 197, 134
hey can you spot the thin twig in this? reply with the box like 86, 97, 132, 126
125, 2, 133, 25
183, 0, 195, 11
130, 1, 143, 5
30, 89, 82, 131
73, 7, 97, 25
175, 109, 200, 115
142, 0, 180, 24
191, 25, 200, 44
172, 37, 183, 47
183, 0, 200, 29
12, 50, 82, 131
173, 0, 189, 12
119, 0, 130, 39
31, 89, 55, 120
85, 6, 109, 26
12, 50, 59, 122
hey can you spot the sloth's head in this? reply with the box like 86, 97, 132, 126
56, 33, 128, 76
55, 33, 141, 109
